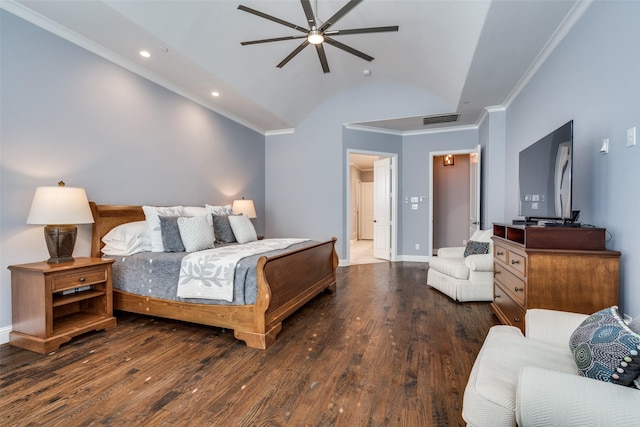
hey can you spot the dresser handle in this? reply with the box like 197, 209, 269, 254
494, 270, 500, 276
514, 317, 521, 323
511, 259, 520, 265
514, 287, 523, 292
495, 294, 501, 298
496, 251, 504, 256
79, 277, 86, 283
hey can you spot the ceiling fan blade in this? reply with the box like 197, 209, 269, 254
319, 0, 363, 31
325, 25, 399, 36
300, 0, 317, 29
315, 44, 330, 73
238, 5, 308, 34
324, 37, 374, 62
277, 40, 310, 68
241, 35, 308, 46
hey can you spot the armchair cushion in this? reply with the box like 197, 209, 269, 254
516, 367, 640, 426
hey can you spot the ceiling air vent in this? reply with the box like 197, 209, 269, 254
423, 113, 460, 126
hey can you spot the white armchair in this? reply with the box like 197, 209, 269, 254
427, 229, 494, 302
463, 309, 640, 427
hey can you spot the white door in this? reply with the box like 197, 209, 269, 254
469, 145, 481, 236
360, 182, 374, 239
373, 157, 392, 260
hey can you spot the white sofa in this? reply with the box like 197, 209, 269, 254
463, 309, 640, 427
427, 229, 494, 302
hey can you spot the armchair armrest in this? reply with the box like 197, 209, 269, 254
525, 309, 588, 347
516, 367, 640, 427
436, 246, 465, 258
464, 253, 494, 272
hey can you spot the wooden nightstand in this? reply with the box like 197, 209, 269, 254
8, 257, 117, 353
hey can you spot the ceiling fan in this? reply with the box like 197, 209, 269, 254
238, 0, 399, 73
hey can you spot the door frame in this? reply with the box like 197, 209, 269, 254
346, 149, 398, 265
428, 147, 480, 259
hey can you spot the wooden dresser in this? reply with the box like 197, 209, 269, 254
490, 223, 620, 332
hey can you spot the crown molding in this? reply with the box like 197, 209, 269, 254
503, 0, 593, 108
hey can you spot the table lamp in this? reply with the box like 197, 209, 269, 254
232, 197, 257, 219
26, 181, 94, 264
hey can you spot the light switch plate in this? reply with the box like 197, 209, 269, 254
627, 127, 636, 147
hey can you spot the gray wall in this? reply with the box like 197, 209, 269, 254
266, 82, 450, 259
403, 128, 480, 256
0, 12, 265, 331
503, 0, 640, 316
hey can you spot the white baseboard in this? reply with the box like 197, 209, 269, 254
339, 256, 430, 266
0, 325, 11, 345
397, 255, 430, 263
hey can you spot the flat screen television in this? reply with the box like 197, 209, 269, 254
518, 120, 573, 222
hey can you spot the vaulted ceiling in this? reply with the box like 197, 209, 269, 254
5, 0, 585, 134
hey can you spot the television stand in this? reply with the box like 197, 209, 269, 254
490, 223, 620, 333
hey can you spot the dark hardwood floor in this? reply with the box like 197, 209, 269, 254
1, 262, 497, 426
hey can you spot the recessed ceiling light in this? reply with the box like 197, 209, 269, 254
211, 91, 220, 97
362, 69, 371, 76
139, 50, 151, 58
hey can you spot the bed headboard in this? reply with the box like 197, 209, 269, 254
90, 202, 145, 257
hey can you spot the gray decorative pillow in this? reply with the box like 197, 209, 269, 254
464, 240, 490, 257
569, 306, 640, 388
228, 214, 257, 244
177, 216, 215, 252
212, 214, 237, 243
159, 216, 185, 252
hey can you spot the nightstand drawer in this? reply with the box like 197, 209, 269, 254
52, 267, 108, 292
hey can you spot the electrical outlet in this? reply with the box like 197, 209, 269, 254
415, 243, 420, 250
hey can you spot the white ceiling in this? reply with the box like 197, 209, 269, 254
4, 0, 587, 134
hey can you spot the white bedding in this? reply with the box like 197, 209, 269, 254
176, 238, 308, 301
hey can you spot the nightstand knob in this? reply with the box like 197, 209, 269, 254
514, 317, 521, 323
79, 277, 86, 283
496, 251, 504, 256
511, 259, 520, 265
514, 287, 523, 292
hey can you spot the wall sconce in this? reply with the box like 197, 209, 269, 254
26, 181, 94, 263
232, 197, 257, 219
443, 154, 455, 166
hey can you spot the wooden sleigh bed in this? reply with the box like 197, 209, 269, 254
89, 203, 338, 350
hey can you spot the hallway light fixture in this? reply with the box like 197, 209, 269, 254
443, 154, 455, 167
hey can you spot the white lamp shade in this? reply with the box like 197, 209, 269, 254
27, 186, 94, 225
232, 199, 257, 219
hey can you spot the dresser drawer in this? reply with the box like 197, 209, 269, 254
494, 263, 526, 306
506, 251, 526, 276
52, 267, 108, 292
494, 283, 525, 331
494, 244, 508, 264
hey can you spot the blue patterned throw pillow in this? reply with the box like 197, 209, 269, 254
569, 306, 640, 388
463, 240, 490, 257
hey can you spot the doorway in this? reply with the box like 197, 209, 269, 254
429, 146, 481, 257
347, 151, 396, 265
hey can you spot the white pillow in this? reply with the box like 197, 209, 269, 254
101, 221, 151, 256
228, 214, 257, 244
205, 204, 233, 226
184, 206, 207, 217
142, 205, 186, 252
177, 216, 215, 252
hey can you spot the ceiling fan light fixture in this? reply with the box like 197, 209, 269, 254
307, 30, 324, 45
